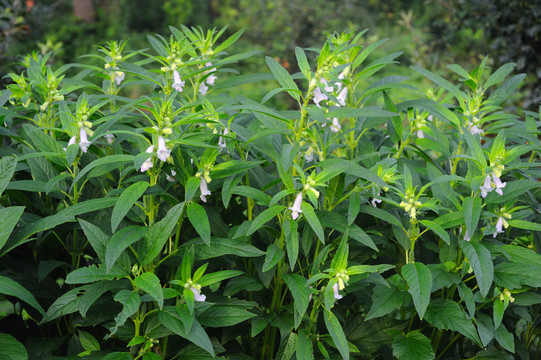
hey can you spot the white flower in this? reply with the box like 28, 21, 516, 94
371, 194, 382, 207
480, 175, 493, 198
200, 177, 211, 202
417, 130, 424, 138
321, 78, 334, 93
336, 87, 348, 106
79, 128, 91, 153
173, 70, 185, 92
204, 62, 218, 86
166, 170, 176, 182
289, 192, 303, 220
335, 71, 346, 90
330, 118, 341, 133
189, 286, 206, 302
157, 136, 171, 162
469, 124, 483, 135
492, 173, 506, 196
332, 282, 342, 300
493, 217, 505, 238
113, 71, 125, 85
140, 158, 153, 172
304, 146, 314, 162
218, 128, 229, 151
199, 82, 209, 96
313, 87, 328, 108
104, 134, 115, 145
68, 135, 77, 147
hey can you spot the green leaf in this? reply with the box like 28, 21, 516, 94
359, 205, 403, 228
71, 154, 134, 189
158, 308, 214, 356
198, 303, 256, 327
140, 203, 184, 265
296, 328, 314, 360
134, 272, 163, 309
284, 220, 299, 271
262, 244, 284, 272
265, 56, 300, 101
366, 284, 405, 320
78, 330, 100, 352
277, 332, 297, 360
402, 262, 432, 319
65, 265, 127, 284
501, 245, 541, 267
493, 298, 504, 330
198, 270, 244, 287
463, 129, 486, 168
111, 181, 149, 233
463, 197, 482, 236
0, 275, 45, 315
187, 203, 211, 245
295, 47, 311, 79
193, 237, 265, 260
105, 226, 148, 272
494, 262, 541, 289
0, 333, 28, 360
210, 160, 264, 179
324, 309, 349, 360
460, 241, 493, 298
79, 219, 108, 263
185, 177, 200, 203
392, 331, 435, 360
0, 155, 17, 197
484, 179, 538, 204
424, 299, 482, 346
326, 107, 397, 119
111, 290, 141, 333
79, 280, 125, 317
420, 220, 450, 245
214, 28, 245, 53
283, 273, 310, 329
485, 63, 516, 89
494, 323, 515, 353
347, 193, 360, 226
231, 185, 272, 206
0, 206, 24, 252
507, 220, 541, 231
102, 352, 134, 360
301, 202, 325, 243
247, 205, 285, 235
412, 66, 463, 102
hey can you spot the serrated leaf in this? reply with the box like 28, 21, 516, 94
198, 270, 244, 287
187, 202, 211, 245
79, 219, 108, 263
276, 332, 296, 360
494, 262, 541, 289
402, 262, 432, 319
0, 155, 17, 197
111, 181, 149, 233
366, 284, 405, 320
424, 299, 482, 346
284, 220, 299, 271
193, 237, 265, 260
460, 241, 493, 298
392, 331, 435, 360
65, 265, 127, 284
134, 272, 163, 309
198, 303, 256, 327
296, 328, 314, 360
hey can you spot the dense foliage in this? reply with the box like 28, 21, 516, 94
0, 26, 540, 360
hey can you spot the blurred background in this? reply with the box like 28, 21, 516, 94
1, 0, 539, 109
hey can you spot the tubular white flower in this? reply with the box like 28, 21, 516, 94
104, 133, 115, 145
173, 70, 185, 92
200, 177, 211, 202
199, 82, 209, 96
480, 175, 493, 198
330, 118, 341, 133
166, 170, 176, 182
79, 128, 91, 153
417, 130, 424, 138
336, 87, 348, 106
189, 286, 206, 302
289, 192, 303, 220
114, 71, 125, 85
320, 78, 334, 93
492, 173, 506, 196
493, 216, 504, 238
140, 158, 153, 172
332, 283, 342, 300
68, 135, 77, 147
313, 87, 328, 108
218, 128, 229, 151
157, 136, 171, 162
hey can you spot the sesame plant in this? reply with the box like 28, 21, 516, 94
0, 26, 540, 360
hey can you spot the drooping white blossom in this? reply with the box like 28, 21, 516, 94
79, 128, 91, 153
332, 282, 342, 300
104, 133, 115, 145
199, 82, 209, 96
157, 136, 171, 162
113, 71, 125, 85
173, 70, 185, 92
313, 87, 328, 108
330, 118, 341, 133
336, 87, 348, 106
289, 192, 303, 220
189, 286, 206, 302
200, 177, 211, 202
492, 173, 506, 196
479, 175, 493, 198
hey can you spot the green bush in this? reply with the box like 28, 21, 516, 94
0, 26, 540, 359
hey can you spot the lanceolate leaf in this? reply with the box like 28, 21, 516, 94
301, 202, 325, 243
140, 203, 184, 265
462, 197, 481, 236
247, 205, 285, 235
460, 241, 493, 298
283, 273, 310, 329
0, 206, 24, 252
187, 202, 211, 245
0, 155, 17, 197
111, 181, 149, 232
105, 226, 148, 272
0, 333, 28, 360
0, 275, 45, 315
265, 56, 300, 101
134, 272, 163, 309
323, 309, 349, 360
402, 262, 432, 320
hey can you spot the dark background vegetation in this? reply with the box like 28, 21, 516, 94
1, 0, 540, 108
